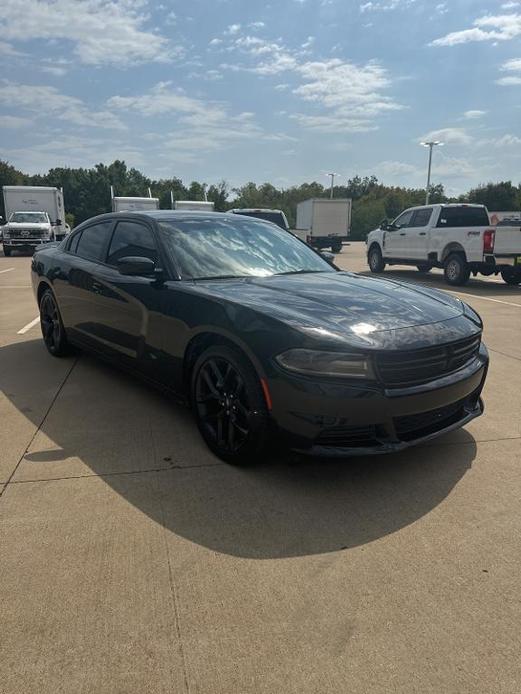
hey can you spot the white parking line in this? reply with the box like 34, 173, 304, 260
448, 290, 521, 308
17, 316, 40, 335
0, 267, 15, 274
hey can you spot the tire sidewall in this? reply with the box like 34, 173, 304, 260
368, 245, 384, 272
444, 254, 469, 286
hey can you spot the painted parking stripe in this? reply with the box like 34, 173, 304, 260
448, 290, 521, 308
17, 316, 40, 335
0, 267, 14, 274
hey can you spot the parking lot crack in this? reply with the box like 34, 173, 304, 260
0, 355, 79, 500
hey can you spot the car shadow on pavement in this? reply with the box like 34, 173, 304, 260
2, 339, 477, 559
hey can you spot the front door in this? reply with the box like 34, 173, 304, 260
406, 207, 433, 260
383, 209, 414, 258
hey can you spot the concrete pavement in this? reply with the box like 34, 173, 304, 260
1, 245, 520, 693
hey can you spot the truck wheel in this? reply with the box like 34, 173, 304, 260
331, 242, 342, 254
416, 264, 432, 274
368, 245, 385, 273
3, 248, 12, 257
501, 267, 521, 286
444, 253, 470, 286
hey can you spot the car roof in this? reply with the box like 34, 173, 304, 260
73, 210, 265, 229
230, 208, 284, 214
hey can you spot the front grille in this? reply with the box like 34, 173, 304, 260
394, 398, 467, 441
315, 425, 379, 448
375, 334, 481, 387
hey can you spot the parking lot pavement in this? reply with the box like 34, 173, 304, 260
1, 246, 521, 694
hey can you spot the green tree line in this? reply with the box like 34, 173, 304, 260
1, 159, 520, 240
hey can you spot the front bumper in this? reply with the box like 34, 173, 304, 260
3, 239, 51, 248
269, 343, 488, 456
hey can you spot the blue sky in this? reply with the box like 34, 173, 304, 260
1, 0, 520, 194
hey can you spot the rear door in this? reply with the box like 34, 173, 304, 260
383, 209, 414, 258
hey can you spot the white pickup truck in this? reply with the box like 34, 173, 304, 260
366, 203, 521, 286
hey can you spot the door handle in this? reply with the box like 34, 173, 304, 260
419, 232, 426, 236
92, 281, 103, 294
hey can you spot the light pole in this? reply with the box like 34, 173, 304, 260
420, 141, 443, 204
325, 172, 340, 199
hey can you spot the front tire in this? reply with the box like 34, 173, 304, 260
331, 242, 342, 254
443, 253, 470, 286
191, 345, 269, 465
368, 244, 385, 273
39, 289, 72, 357
501, 267, 521, 285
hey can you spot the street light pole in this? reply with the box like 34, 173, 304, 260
325, 172, 339, 199
420, 141, 443, 204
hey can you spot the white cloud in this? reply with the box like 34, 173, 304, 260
41, 65, 67, 77
0, 114, 32, 128
376, 161, 420, 176
0, 0, 177, 66
360, 0, 416, 11
501, 1, 520, 8
463, 110, 486, 119
497, 56, 521, 84
431, 13, 521, 46
248, 21, 265, 29
225, 23, 242, 35
209, 38, 223, 46
419, 128, 472, 145
224, 35, 403, 133
0, 41, 24, 56
480, 133, 521, 146
0, 81, 125, 130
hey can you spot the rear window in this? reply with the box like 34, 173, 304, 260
233, 211, 288, 230
437, 206, 489, 227
74, 221, 112, 262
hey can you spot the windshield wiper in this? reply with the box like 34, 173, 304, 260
194, 274, 248, 280
275, 269, 330, 276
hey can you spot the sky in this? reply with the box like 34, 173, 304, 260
0, 0, 520, 195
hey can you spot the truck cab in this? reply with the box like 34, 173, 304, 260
229, 208, 290, 231
366, 203, 521, 286
2, 211, 54, 256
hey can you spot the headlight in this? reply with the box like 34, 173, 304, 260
275, 349, 375, 378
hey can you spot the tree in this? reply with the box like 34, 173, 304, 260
463, 181, 521, 211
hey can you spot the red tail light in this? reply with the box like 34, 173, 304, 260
483, 229, 495, 253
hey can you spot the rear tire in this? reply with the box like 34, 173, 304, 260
416, 264, 432, 274
368, 244, 385, 273
443, 253, 470, 286
3, 248, 12, 257
331, 242, 342, 254
39, 289, 72, 357
191, 344, 269, 465
501, 267, 521, 285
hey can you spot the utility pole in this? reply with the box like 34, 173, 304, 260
420, 141, 443, 204
325, 172, 339, 199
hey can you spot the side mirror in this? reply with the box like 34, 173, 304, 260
380, 218, 388, 230
116, 256, 156, 276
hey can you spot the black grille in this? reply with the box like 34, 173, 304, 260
394, 398, 467, 441
376, 334, 481, 387
315, 425, 379, 447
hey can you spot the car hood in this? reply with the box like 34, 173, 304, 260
7, 222, 51, 229
191, 271, 479, 350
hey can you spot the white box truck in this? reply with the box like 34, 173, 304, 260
2, 185, 67, 256
294, 198, 352, 253
173, 200, 215, 211
112, 196, 159, 212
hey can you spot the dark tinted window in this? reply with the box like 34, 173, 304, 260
234, 211, 288, 230
107, 221, 158, 266
75, 221, 112, 262
411, 208, 432, 227
437, 206, 489, 227
69, 232, 82, 254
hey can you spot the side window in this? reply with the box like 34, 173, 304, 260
68, 231, 82, 254
411, 208, 432, 227
75, 222, 112, 262
106, 221, 158, 266
393, 210, 414, 228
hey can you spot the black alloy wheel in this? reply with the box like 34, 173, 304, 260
192, 345, 268, 464
40, 290, 71, 356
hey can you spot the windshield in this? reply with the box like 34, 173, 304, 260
234, 211, 288, 230
10, 212, 48, 223
159, 217, 332, 280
